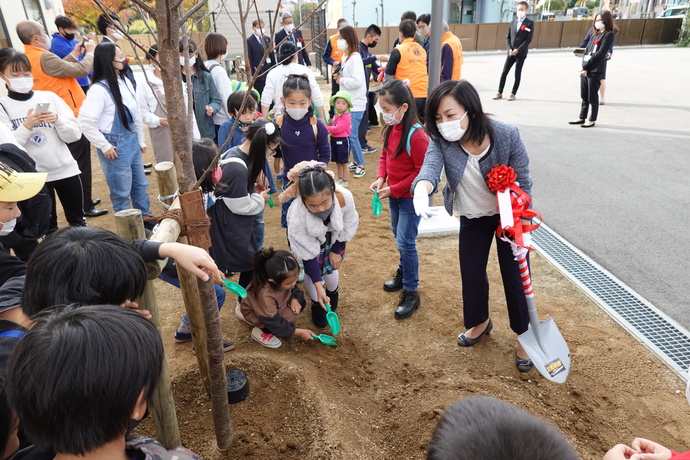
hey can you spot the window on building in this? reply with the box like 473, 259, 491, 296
21, 0, 47, 31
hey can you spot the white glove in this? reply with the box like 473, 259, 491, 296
413, 182, 440, 219
510, 232, 532, 260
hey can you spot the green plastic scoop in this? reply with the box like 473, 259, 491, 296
222, 279, 247, 298
312, 333, 338, 346
325, 303, 341, 335
267, 194, 274, 208
372, 189, 383, 217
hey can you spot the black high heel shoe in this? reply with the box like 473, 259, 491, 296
457, 319, 493, 347
568, 119, 585, 125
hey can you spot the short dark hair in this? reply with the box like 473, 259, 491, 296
417, 14, 431, 26
192, 138, 219, 193
338, 25, 359, 55
96, 13, 121, 36
427, 396, 579, 460
336, 18, 348, 28
227, 89, 258, 118
399, 19, 417, 39
0, 374, 13, 458
251, 19, 265, 28
0, 48, 31, 75
401, 10, 417, 21
517, 1, 529, 8
54, 15, 77, 30
204, 32, 228, 60
425, 79, 494, 146
364, 24, 382, 38
20, 227, 147, 317
250, 247, 300, 295
8, 305, 164, 455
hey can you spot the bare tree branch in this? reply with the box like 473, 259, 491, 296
180, 0, 210, 25
131, 0, 156, 18
133, 2, 159, 39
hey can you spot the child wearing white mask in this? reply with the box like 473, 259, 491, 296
412, 79, 535, 373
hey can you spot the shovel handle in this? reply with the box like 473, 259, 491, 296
517, 256, 533, 297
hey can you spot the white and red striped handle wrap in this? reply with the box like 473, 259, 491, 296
517, 256, 533, 297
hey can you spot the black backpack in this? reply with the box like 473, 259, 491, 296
0, 143, 51, 243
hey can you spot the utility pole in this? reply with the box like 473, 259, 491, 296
375, 7, 379, 24
380, 0, 384, 25
352, 0, 356, 24
266, 9, 274, 37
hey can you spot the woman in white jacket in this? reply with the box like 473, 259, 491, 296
334, 26, 367, 178
0, 48, 85, 230
79, 43, 151, 219
137, 45, 200, 164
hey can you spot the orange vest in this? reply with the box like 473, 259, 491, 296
329, 34, 344, 64
441, 32, 463, 80
395, 38, 428, 99
24, 45, 86, 117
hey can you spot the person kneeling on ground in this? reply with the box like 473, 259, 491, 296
8, 304, 201, 459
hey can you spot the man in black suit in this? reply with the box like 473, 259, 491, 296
494, 1, 534, 101
273, 12, 311, 67
247, 19, 275, 95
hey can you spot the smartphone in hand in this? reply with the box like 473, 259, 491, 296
35, 102, 50, 113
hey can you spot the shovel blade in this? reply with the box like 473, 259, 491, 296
222, 280, 247, 299
327, 312, 341, 335
518, 318, 570, 384
312, 334, 338, 346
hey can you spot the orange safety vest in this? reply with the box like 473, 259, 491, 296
441, 32, 463, 80
24, 45, 86, 117
329, 34, 344, 64
395, 38, 428, 99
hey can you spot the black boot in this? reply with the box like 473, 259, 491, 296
383, 269, 403, 292
394, 290, 420, 319
325, 287, 339, 311
311, 300, 327, 329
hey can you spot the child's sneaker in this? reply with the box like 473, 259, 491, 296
235, 302, 252, 326
276, 173, 284, 182
348, 162, 357, 170
353, 166, 366, 178
251, 327, 282, 348
174, 330, 192, 343
339, 179, 349, 188
362, 145, 377, 154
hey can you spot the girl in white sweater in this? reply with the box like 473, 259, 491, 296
0, 48, 85, 230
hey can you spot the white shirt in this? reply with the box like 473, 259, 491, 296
204, 59, 232, 125
338, 52, 366, 111
261, 62, 324, 115
78, 76, 146, 152
0, 123, 22, 150
135, 69, 201, 139
454, 144, 497, 218
0, 91, 81, 181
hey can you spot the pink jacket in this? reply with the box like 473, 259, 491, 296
326, 112, 352, 138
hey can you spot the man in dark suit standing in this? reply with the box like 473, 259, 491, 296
247, 19, 275, 95
494, 1, 534, 101
273, 12, 311, 67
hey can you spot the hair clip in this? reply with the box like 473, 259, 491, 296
264, 122, 276, 135
402, 79, 411, 87
298, 161, 328, 176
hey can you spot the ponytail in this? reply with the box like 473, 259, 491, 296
244, 118, 281, 190
249, 247, 300, 295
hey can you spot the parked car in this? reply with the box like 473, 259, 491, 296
659, 4, 688, 17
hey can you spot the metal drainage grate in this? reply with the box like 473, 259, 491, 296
532, 222, 690, 382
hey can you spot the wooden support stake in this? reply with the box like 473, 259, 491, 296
154, 161, 178, 210
114, 209, 181, 449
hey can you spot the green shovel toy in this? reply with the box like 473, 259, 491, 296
372, 188, 383, 217
312, 333, 338, 346
267, 194, 274, 208
222, 279, 247, 299
325, 303, 341, 335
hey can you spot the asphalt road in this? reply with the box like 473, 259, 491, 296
459, 45, 690, 329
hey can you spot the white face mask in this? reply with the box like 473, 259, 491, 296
253, 28, 263, 37
111, 30, 125, 40
286, 107, 308, 120
284, 24, 294, 33
179, 56, 196, 67
0, 218, 17, 236
437, 112, 468, 143
5, 76, 34, 94
337, 39, 348, 51
38, 34, 51, 50
594, 20, 605, 30
382, 107, 402, 126
516, 10, 527, 19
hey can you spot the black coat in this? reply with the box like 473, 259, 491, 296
581, 31, 614, 75
247, 34, 275, 82
505, 18, 534, 57
274, 28, 311, 66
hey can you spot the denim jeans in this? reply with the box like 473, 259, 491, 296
389, 197, 421, 291
159, 271, 226, 325
349, 110, 365, 165
96, 105, 151, 215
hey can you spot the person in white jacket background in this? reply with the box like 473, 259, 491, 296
78, 42, 151, 220
204, 33, 232, 139
334, 26, 367, 179
137, 44, 200, 164
0, 48, 85, 231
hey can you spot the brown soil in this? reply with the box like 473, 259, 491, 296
79, 123, 690, 460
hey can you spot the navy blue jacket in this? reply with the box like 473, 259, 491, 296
247, 34, 275, 82
274, 28, 311, 66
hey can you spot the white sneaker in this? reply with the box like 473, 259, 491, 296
235, 302, 252, 326
251, 327, 282, 348
339, 179, 349, 188
348, 162, 357, 170
353, 166, 366, 178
